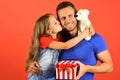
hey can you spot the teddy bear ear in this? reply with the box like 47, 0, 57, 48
84, 9, 89, 15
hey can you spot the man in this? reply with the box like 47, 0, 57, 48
28, 1, 113, 80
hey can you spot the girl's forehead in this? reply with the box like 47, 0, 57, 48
49, 15, 55, 19
49, 16, 56, 22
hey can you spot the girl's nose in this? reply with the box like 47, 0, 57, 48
57, 20, 60, 24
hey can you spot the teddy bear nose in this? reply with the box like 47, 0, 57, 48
75, 14, 78, 17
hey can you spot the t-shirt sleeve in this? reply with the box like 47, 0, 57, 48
92, 33, 107, 54
40, 37, 54, 49
40, 36, 59, 49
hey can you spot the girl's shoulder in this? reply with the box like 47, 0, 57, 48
40, 36, 59, 49
40, 36, 59, 43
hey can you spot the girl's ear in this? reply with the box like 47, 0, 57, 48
47, 29, 52, 34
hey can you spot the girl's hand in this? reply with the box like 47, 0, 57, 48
80, 24, 95, 39
80, 27, 89, 39
89, 24, 95, 36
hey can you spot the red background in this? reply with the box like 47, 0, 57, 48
0, 0, 119, 80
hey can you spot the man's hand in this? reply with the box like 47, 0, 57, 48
75, 61, 88, 80
28, 61, 42, 75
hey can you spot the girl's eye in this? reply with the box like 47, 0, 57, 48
54, 22, 57, 25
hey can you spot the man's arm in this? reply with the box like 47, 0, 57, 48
87, 50, 113, 73
27, 61, 42, 75
76, 50, 113, 79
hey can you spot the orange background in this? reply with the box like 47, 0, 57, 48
0, 0, 119, 80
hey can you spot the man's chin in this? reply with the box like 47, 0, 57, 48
66, 27, 76, 32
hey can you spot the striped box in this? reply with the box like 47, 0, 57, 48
56, 60, 78, 80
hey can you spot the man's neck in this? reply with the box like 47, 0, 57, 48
69, 28, 77, 36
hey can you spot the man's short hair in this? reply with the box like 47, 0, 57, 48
56, 1, 77, 21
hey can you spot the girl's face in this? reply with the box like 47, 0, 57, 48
48, 15, 62, 33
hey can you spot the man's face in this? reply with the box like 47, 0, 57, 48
58, 6, 77, 32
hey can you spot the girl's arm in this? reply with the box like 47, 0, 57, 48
48, 27, 94, 50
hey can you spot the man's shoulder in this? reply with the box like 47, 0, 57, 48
90, 33, 106, 45
92, 33, 103, 40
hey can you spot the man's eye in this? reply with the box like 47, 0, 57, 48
69, 14, 73, 18
61, 17, 65, 20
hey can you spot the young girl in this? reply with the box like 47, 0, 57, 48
26, 14, 91, 80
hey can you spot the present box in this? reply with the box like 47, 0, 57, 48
56, 60, 79, 80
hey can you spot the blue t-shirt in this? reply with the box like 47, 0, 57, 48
59, 33, 107, 80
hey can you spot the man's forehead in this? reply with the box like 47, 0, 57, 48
58, 7, 75, 18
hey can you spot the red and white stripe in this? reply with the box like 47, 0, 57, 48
56, 60, 78, 80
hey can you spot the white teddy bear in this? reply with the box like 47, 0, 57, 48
76, 9, 91, 40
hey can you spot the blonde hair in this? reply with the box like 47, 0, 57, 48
25, 14, 52, 71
